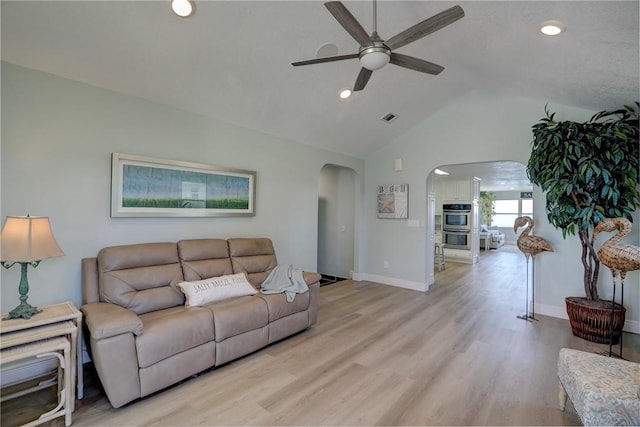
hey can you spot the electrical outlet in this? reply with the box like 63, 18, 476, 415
383, 261, 389, 269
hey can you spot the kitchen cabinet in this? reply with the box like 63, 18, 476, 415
443, 180, 472, 201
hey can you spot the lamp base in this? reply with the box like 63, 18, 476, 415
1, 261, 43, 320
3, 301, 42, 320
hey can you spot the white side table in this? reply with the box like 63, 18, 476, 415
1, 301, 83, 401
479, 232, 491, 251
1, 335, 73, 426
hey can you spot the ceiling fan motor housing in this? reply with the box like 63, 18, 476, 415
359, 43, 391, 71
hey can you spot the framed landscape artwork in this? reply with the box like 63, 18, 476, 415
111, 153, 256, 217
377, 184, 408, 219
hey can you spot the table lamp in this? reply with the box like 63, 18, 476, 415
1, 215, 65, 320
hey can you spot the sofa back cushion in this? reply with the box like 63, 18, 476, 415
98, 242, 185, 315
228, 238, 277, 288
177, 239, 233, 281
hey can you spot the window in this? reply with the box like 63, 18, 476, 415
492, 199, 533, 227
493, 200, 519, 227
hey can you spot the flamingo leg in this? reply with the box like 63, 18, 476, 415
529, 255, 539, 321
614, 271, 626, 359
609, 277, 617, 358
619, 274, 626, 358
517, 256, 532, 322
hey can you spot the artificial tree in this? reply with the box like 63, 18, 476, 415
480, 191, 496, 226
527, 103, 639, 340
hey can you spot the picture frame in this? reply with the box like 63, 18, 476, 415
377, 184, 408, 219
111, 153, 256, 217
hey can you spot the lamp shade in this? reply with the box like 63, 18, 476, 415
0, 216, 64, 263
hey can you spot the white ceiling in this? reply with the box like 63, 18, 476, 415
2, 1, 638, 160
435, 161, 532, 192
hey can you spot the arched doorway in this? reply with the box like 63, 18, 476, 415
425, 160, 532, 286
318, 164, 356, 284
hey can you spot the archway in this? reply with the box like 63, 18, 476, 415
425, 160, 532, 287
318, 164, 357, 284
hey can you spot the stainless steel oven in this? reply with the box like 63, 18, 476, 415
443, 230, 471, 250
443, 203, 472, 231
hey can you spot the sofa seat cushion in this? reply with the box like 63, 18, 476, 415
136, 306, 214, 368
257, 291, 310, 322
203, 296, 268, 342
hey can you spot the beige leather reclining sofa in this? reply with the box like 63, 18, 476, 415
81, 238, 321, 408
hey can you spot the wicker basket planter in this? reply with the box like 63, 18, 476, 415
566, 297, 626, 344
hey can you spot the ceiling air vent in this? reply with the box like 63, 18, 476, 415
381, 112, 399, 123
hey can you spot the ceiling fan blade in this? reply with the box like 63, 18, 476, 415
292, 53, 359, 67
390, 53, 444, 75
385, 5, 465, 51
325, 1, 372, 47
353, 68, 373, 91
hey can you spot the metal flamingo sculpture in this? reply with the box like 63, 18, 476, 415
514, 216, 554, 321
594, 217, 640, 357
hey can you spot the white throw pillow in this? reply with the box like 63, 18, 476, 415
177, 273, 257, 306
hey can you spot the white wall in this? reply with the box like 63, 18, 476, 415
0, 62, 364, 312
3, 64, 637, 333
362, 90, 639, 332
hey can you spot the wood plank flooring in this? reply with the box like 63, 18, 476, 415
2, 246, 638, 425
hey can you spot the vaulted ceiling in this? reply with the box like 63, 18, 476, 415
2, 1, 638, 158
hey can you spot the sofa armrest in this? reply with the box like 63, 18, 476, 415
82, 257, 100, 304
303, 271, 321, 286
81, 302, 143, 340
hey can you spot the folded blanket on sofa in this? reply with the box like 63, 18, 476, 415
261, 264, 309, 302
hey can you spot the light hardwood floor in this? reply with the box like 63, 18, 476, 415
2, 246, 639, 426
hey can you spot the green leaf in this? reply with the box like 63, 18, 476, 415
527, 103, 639, 297
585, 168, 593, 183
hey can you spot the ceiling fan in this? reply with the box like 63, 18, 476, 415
292, 1, 465, 92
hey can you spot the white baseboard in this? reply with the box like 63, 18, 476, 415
0, 357, 58, 387
1, 349, 91, 388
537, 303, 640, 334
352, 273, 429, 292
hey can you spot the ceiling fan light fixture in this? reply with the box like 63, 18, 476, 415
359, 46, 391, 71
540, 21, 564, 36
172, 0, 193, 17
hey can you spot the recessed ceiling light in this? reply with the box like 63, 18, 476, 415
339, 88, 352, 99
435, 169, 449, 175
172, 0, 193, 17
540, 21, 565, 36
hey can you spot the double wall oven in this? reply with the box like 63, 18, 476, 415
442, 203, 471, 250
